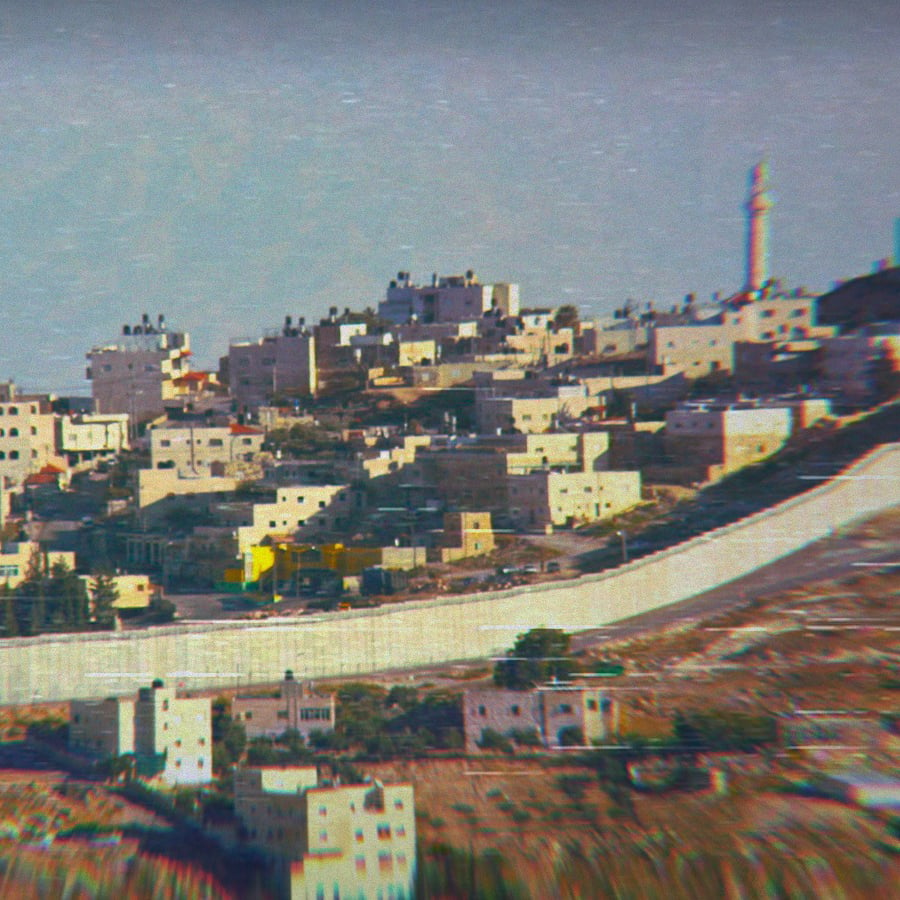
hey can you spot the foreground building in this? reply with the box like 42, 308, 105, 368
232, 671, 336, 742
70, 679, 212, 786
464, 683, 619, 753
234, 766, 415, 900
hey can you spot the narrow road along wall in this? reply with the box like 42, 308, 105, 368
1, 443, 897, 705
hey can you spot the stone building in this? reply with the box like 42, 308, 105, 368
232, 672, 336, 742
464, 683, 618, 753
234, 766, 415, 900
87, 315, 191, 424
70, 679, 212, 786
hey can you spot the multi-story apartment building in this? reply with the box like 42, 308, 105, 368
378, 270, 519, 324
149, 423, 265, 476
232, 671, 336, 741
69, 680, 211, 786
86, 315, 192, 423
229, 319, 317, 411
464, 683, 618, 753
0, 396, 67, 488
663, 397, 830, 482
236, 484, 365, 554
233, 766, 416, 900
133, 680, 212, 785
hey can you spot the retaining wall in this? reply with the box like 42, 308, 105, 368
1, 443, 898, 705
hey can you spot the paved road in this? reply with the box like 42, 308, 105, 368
571, 524, 899, 652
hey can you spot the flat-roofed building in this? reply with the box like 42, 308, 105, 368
134, 680, 212, 785
464, 683, 618, 753
232, 672, 336, 742
507, 469, 641, 530
87, 316, 191, 424
229, 320, 317, 411
379, 270, 519, 324
58, 412, 130, 467
0, 397, 66, 488
149, 423, 265, 477
234, 766, 416, 900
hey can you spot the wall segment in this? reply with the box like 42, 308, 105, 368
1, 444, 897, 705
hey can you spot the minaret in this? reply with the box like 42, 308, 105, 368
744, 159, 772, 294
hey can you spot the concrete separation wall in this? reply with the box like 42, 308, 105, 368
2, 444, 898, 705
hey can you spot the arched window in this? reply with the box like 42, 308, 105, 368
8, 428, 18, 437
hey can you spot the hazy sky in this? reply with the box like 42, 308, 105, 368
1, 0, 898, 392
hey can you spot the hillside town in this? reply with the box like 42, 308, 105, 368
0, 168, 898, 627
0, 168, 898, 899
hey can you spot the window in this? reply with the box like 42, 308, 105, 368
377, 824, 391, 839
160, 439, 171, 448
559, 704, 573, 714
297, 495, 305, 502
378, 852, 392, 872
318, 500, 326, 508
354, 829, 364, 843
30, 427, 36, 435
587, 699, 597, 711
209, 438, 223, 447
9, 451, 18, 460
394, 799, 404, 810
8, 407, 17, 415
297, 519, 305, 527
244, 711, 252, 720
8, 429, 17, 437
478, 705, 486, 716
355, 857, 366, 872
269, 521, 276, 528
396, 825, 406, 837
319, 830, 328, 843
277, 710, 288, 719
511, 705, 520, 716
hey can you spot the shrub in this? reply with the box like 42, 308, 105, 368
476, 728, 514, 754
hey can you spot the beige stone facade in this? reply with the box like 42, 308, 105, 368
149, 423, 265, 477
0, 543, 76, 589
87, 322, 191, 423
133, 681, 212, 785
662, 398, 828, 480
236, 485, 364, 554
0, 398, 66, 488
464, 684, 618, 753
229, 328, 317, 410
233, 673, 336, 741
234, 767, 415, 900
507, 469, 641, 529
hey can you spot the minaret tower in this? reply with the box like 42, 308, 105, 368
744, 159, 772, 295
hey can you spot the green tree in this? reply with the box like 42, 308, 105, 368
89, 571, 119, 629
493, 628, 579, 689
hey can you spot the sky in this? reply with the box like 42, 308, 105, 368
1, 0, 898, 393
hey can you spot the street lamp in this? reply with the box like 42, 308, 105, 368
616, 530, 628, 564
